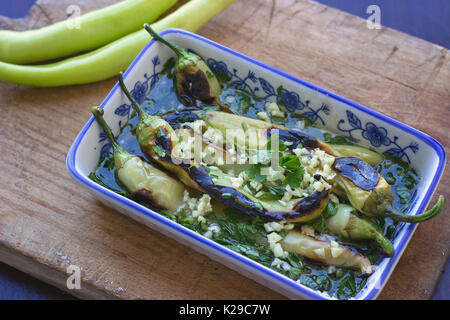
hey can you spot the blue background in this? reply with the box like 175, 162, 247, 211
0, 0, 448, 300
316, 0, 449, 49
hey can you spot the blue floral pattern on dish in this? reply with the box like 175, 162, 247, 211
113, 56, 161, 120
99, 56, 162, 157
99, 55, 419, 164
206, 58, 330, 125
337, 110, 418, 163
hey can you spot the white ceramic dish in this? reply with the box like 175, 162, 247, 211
66, 28, 446, 300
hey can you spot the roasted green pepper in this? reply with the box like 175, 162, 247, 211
91, 106, 185, 212
118, 72, 446, 224
281, 230, 372, 275
118, 73, 329, 222
332, 157, 445, 222
328, 144, 384, 166
144, 25, 234, 113
326, 203, 394, 256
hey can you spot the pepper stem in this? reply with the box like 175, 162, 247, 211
380, 195, 445, 223
117, 72, 146, 122
373, 231, 394, 257
144, 24, 185, 58
91, 106, 132, 169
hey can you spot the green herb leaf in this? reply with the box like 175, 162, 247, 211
280, 154, 305, 189
258, 192, 281, 201
266, 185, 286, 197
152, 145, 166, 157
280, 154, 300, 171
215, 72, 232, 84
245, 163, 267, 183
88, 172, 129, 197
276, 85, 284, 97
322, 133, 357, 146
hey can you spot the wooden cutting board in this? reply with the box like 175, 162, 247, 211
0, 0, 448, 300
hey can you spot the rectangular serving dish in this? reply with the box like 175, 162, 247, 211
66, 28, 446, 300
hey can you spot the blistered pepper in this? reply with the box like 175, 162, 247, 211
197, 111, 445, 223
281, 230, 372, 275
117, 73, 329, 222
332, 157, 445, 222
91, 106, 185, 212
144, 25, 234, 113
326, 203, 394, 256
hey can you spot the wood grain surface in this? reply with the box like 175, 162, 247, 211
0, 0, 448, 300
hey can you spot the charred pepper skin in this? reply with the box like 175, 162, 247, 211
281, 230, 373, 275
327, 204, 394, 257
91, 106, 185, 212
144, 25, 234, 113
332, 157, 445, 223
201, 111, 446, 223
117, 73, 329, 222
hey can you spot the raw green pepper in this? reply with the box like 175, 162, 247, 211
0, 0, 235, 86
0, 0, 177, 64
91, 106, 185, 212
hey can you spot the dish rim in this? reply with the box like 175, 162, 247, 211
66, 28, 446, 300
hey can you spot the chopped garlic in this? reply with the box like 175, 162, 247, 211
250, 180, 263, 191
273, 243, 286, 258
267, 232, 283, 244
264, 221, 293, 233
271, 258, 283, 268
257, 111, 270, 122
266, 101, 285, 118
327, 266, 337, 274
255, 191, 264, 198
313, 248, 326, 257
278, 200, 288, 207
330, 246, 345, 258
192, 194, 213, 218
197, 216, 206, 224
230, 176, 244, 189
264, 222, 283, 233
271, 258, 291, 271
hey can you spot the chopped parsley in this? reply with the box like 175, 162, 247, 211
152, 145, 166, 157
245, 163, 268, 183
280, 154, 305, 189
